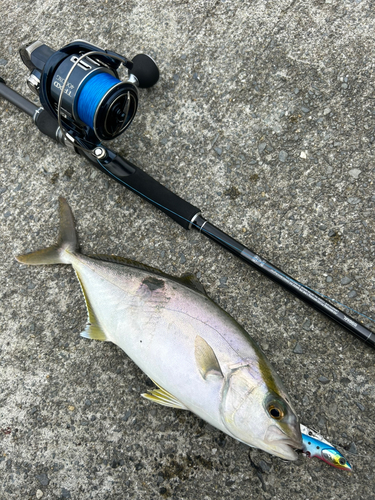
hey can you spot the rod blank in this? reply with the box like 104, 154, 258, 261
193, 216, 375, 348
0, 79, 38, 117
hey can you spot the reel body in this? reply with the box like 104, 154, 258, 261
20, 40, 159, 146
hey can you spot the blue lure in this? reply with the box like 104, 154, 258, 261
301, 424, 352, 471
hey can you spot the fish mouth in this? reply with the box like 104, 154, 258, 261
264, 425, 303, 461
270, 438, 302, 461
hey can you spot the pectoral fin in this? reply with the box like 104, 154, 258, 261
195, 336, 224, 381
142, 381, 188, 410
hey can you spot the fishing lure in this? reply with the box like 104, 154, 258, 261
301, 424, 352, 471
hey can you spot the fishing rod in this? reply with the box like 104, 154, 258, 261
1, 40, 374, 348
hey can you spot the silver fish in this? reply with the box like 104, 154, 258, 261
16, 197, 302, 460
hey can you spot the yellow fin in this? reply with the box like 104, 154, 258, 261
141, 380, 187, 410
76, 271, 108, 342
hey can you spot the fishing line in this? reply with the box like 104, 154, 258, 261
77, 73, 121, 129
96, 159, 375, 326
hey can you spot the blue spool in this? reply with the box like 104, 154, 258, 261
76, 72, 121, 129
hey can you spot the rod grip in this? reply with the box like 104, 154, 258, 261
79, 149, 201, 229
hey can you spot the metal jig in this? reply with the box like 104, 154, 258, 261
301, 424, 352, 471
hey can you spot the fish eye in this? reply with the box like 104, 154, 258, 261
268, 404, 284, 420
338, 457, 346, 466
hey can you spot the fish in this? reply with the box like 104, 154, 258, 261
16, 197, 302, 461
301, 424, 352, 471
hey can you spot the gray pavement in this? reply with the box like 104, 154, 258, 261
1, 1, 374, 498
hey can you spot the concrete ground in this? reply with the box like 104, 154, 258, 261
1, 0, 374, 498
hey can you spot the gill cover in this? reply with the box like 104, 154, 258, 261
219, 365, 262, 443
219, 364, 300, 449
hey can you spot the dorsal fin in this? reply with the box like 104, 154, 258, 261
178, 273, 208, 296
88, 254, 170, 276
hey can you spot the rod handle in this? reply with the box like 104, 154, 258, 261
79, 148, 201, 230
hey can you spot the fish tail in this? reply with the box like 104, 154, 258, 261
16, 197, 79, 266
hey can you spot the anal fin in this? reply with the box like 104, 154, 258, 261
141, 380, 188, 410
76, 271, 108, 342
80, 323, 107, 342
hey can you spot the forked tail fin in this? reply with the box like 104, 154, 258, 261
16, 197, 79, 265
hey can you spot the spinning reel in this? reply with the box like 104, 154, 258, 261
20, 40, 159, 148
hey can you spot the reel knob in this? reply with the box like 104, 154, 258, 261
129, 54, 159, 89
